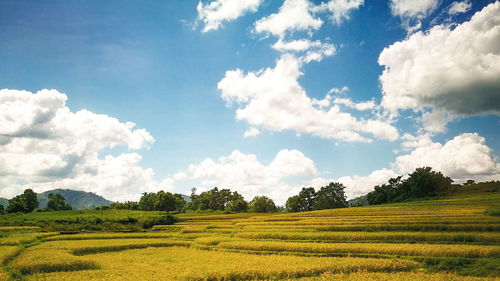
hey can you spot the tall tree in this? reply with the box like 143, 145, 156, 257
298, 187, 316, 211
225, 198, 248, 213
6, 189, 39, 213
23, 189, 39, 212
138, 192, 157, 211
313, 182, 348, 210
285, 195, 301, 212
249, 196, 276, 213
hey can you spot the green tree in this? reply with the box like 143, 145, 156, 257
6, 189, 39, 213
0, 204, 4, 214
313, 182, 348, 210
225, 198, 248, 213
111, 201, 139, 210
367, 168, 453, 205
402, 167, 453, 199
185, 187, 244, 212
249, 196, 276, 213
285, 195, 301, 212
173, 193, 187, 212
298, 187, 316, 211
138, 192, 157, 211
46, 193, 72, 211
155, 191, 177, 212
23, 189, 39, 212
6, 195, 27, 213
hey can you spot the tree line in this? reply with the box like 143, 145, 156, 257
366, 167, 453, 205
0, 189, 72, 214
1, 167, 487, 215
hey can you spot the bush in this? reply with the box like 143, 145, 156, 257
141, 215, 179, 229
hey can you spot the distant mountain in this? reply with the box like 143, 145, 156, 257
37, 189, 113, 210
0, 198, 7, 208
348, 195, 369, 207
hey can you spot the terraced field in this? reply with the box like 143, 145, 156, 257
0, 193, 499, 280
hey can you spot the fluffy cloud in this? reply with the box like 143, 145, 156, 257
184, 149, 317, 203
309, 132, 499, 198
314, 0, 364, 25
309, 168, 398, 199
449, 1, 471, 15
197, 0, 262, 32
0, 89, 158, 200
389, 0, 440, 32
243, 127, 260, 137
379, 2, 500, 131
254, 0, 322, 38
218, 54, 399, 143
393, 133, 499, 181
272, 39, 335, 62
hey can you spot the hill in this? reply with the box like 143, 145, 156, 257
37, 189, 113, 210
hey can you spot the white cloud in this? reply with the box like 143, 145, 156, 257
420, 109, 456, 133
393, 133, 499, 181
0, 89, 159, 200
272, 39, 336, 63
218, 54, 399, 143
379, 2, 500, 132
332, 97, 376, 111
449, 1, 471, 15
328, 86, 349, 94
313, 0, 364, 25
389, 0, 440, 32
254, 0, 323, 38
197, 0, 262, 32
399, 133, 434, 150
243, 127, 260, 137
184, 149, 317, 203
309, 168, 398, 199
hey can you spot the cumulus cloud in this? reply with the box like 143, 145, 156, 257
449, 1, 471, 15
379, 2, 500, 131
332, 97, 376, 111
243, 127, 260, 137
0, 89, 158, 200
254, 0, 322, 38
197, 0, 262, 32
393, 133, 499, 181
218, 54, 399, 143
313, 0, 364, 25
389, 0, 440, 32
308, 132, 499, 198
183, 149, 317, 203
272, 39, 336, 62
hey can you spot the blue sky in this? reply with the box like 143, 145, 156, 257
0, 0, 498, 203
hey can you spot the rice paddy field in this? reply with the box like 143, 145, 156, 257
0, 192, 499, 280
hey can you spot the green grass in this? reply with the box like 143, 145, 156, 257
0, 210, 178, 231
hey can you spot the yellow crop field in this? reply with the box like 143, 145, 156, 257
0, 192, 498, 280
24, 247, 418, 280
288, 272, 500, 281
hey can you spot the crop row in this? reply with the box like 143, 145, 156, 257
217, 241, 500, 258
234, 231, 500, 244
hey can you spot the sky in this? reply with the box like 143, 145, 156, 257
0, 0, 499, 204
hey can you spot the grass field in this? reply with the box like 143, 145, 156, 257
0, 191, 499, 280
